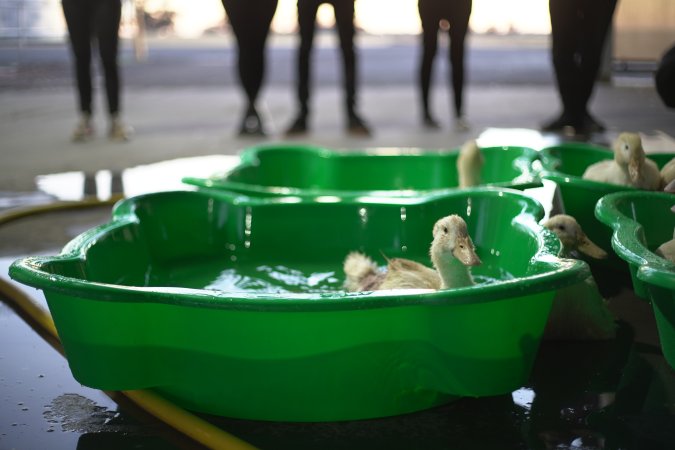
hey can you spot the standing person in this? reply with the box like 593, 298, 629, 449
62, 0, 130, 142
222, 0, 279, 136
417, 0, 472, 131
542, 0, 619, 135
285, 0, 371, 136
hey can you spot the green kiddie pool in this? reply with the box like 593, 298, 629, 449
537, 142, 675, 270
9, 188, 588, 422
595, 191, 675, 369
182, 144, 541, 197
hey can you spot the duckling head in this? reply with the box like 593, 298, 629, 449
543, 214, 607, 259
430, 215, 481, 267
613, 132, 645, 182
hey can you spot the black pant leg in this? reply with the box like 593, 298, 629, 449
94, 0, 122, 115
333, 0, 357, 115
296, 0, 320, 115
549, 0, 583, 118
418, 0, 439, 118
446, 0, 472, 118
62, 0, 93, 115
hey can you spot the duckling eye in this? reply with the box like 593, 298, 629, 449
623, 143, 630, 151
443, 226, 448, 234
557, 225, 565, 231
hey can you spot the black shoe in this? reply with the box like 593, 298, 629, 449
285, 115, 308, 136
347, 113, 371, 136
238, 111, 265, 137
541, 113, 585, 136
423, 114, 441, 129
583, 112, 606, 133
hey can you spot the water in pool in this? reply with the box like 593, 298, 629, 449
154, 257, 507, 294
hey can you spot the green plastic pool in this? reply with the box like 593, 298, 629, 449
9, 188, 588, 421
537, 142, 675, 270
182, 144, 541, 197
595, 190, 675, 369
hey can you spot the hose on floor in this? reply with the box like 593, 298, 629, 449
0, 197, 258, 450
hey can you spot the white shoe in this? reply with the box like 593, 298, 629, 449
455, 117, 470, 132
109, 118, 132, 142
71, 116, 94, 142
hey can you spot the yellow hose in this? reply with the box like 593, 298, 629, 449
0, 199, 259, 450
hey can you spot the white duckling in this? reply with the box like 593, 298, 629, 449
582, 132, 662, 190
457, 139, 485, 188
343, 214, 481, 292
542, 214, 617, 340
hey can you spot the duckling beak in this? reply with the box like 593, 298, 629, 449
453, 235, 482, 266
577, 235, 608, 259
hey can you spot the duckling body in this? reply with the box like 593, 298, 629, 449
542, 215, 616, 340
582, 132, 661, 190
343, 214, 480, 292
660, 157, 675, 186
457, 140, 484, 188
656, 228, 675, 263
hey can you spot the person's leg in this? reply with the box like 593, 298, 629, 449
656, 45, 675, 108
418, 0, 440, 128
62, 0, 94, 140
286, 0, 320, 134
333, 0, 369, 134
543, 0, 584, 131
446, 0, 472, 129
224, 0, 278, 135
95, 0, 128, 140
577, 0, 618, 131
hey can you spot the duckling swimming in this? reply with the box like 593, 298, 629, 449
343, 214, 481, 292
457, 140, 484, 188
582, 132, 661, 190
542, 214, 617, 340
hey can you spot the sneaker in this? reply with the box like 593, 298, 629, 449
71, 116, 94, 142
109, 118, 131, 141
347, 113, 372, 137
454, 116, 470, 132
285, 114, 308, 136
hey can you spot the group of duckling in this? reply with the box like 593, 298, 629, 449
342, 132, 675, 341
583, 132, 675, 265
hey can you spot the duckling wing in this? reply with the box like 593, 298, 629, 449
379, 258, 441, 290
637, 158, 662, 190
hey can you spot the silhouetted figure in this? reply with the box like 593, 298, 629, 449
542, 0, 618, 135
62, 0, 129, 142
222, 0, 279, 136
655, 44, 675, 109
418, 0, 472, 131
286, 0, 371, 136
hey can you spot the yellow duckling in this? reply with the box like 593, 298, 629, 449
542, 214, 616, 340
457, 139, 484, 188
343, 214, 481, 292
582, 132, 661, 190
